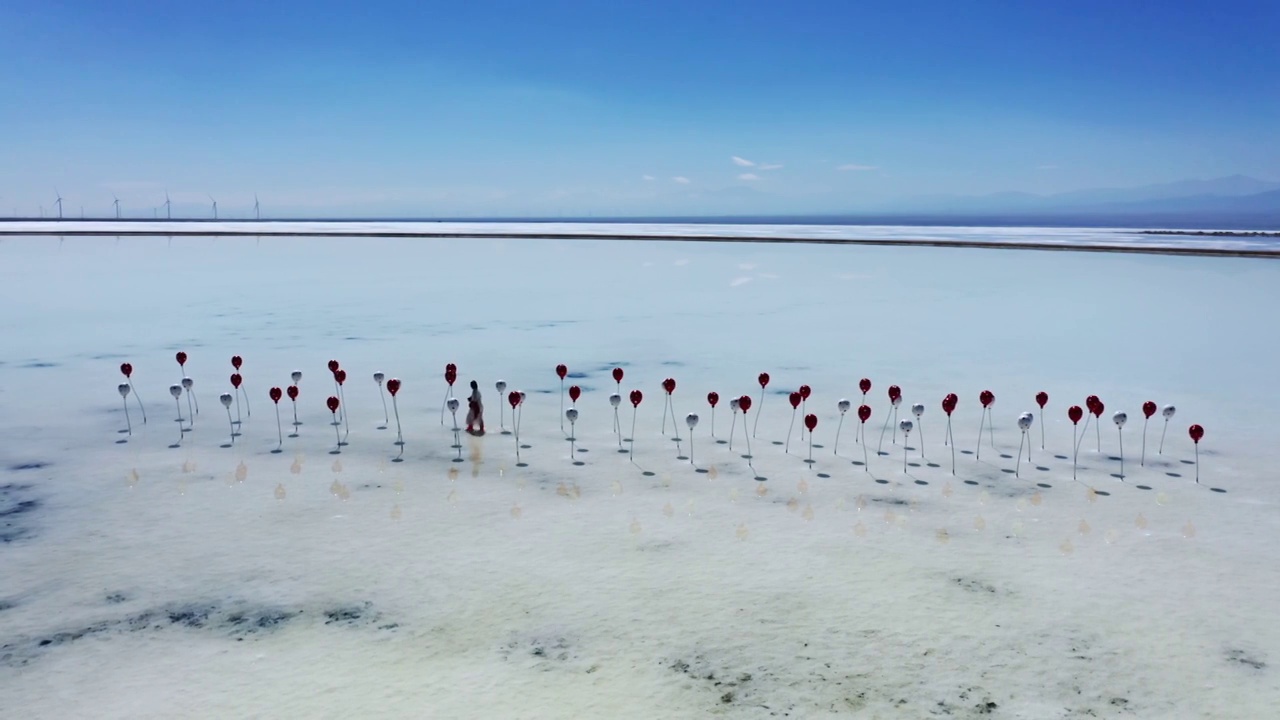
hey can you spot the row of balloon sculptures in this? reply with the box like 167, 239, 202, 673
114, 355, 1208, 483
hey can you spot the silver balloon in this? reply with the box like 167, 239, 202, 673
730, 397, 740, 411
373, 372, 385, 384
181, 377, 193, 390
911, 402, 924, 417
609, 392, 622, 407
169, 384, 183, 399
898, 419, 913, 433
446, 397, 460, 412
1113, 411, 1127, 428
891, 396, 902, 407
495, 380, 507, 394
686, 412, 699, 429
1162, 404, 1176, 419
1017, 411, 1034, 430
291, 371, 302, 384
518, 391, 526, 403
219, 392, 233, 408
837, 399, 851, 413
118, 383, 131, 398
565, 408, 579, 423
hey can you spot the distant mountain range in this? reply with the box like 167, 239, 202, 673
883, 175, 1280, 217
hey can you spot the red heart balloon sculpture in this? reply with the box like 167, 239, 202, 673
662, 378, 676, 394
859, 378, 871, 394
738, 395, 752, 413
231, 373, 242, 389
798, 385, 812, 401
335, 369, 347, 385
287, 385, 299, 401
612, 367, 624, 383
176, 352, 188, 366
707, 392, 719, 407
1068, 405, 1083, 424
231, 355, 243, 370
569, 385, 581, 403
1086, 395, 1100, 413
326, 396, 340, 413
1189, 424, 1204, 443
979, 390, 994, 408
508, 391, 521, 408
758, 372, 770, 388
804, 414, 818, 432
858, 405, 872, 422
120, 362, 133, 377
445, 371, 456, 386
1143, 401, 1157, 419
1036, 391, 1048, 408
888, 385, 901, 402
1091, 399, 1105, 417
386, 379, 400, 396
328, 360, 340, 373
446, 363, 457, 374
789, 392, 802, 409
942, 394, 957, 415
269, 387, 283, 403
629, 390, 643, 407
556, 364, 568, 380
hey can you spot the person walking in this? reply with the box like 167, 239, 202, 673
465, 380, 485, 435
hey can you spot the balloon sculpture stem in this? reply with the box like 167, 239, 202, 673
186, 390, 195, 427
1117, 428, 1124, 480
949, 426, 956, 475
629, 408, 638, 463
291, 401, 299, 430
1016, 431, 1025, 478
440, 385, 451, 426
569, 420, 576, 462
786, 408, 797, 454
1072, 425, 1079, 480
332, 413, 341, 452
808, 433, 814, 469
274, 404, 283, 450
728, 410, 738, 451
1195, 443, 1199, 483
224, 406, 235, 446
241, 384, 251, 418
128, 381, 147, 423
1141, 417, 1148, 466
379, 384, 389, 427
743, 419, 753, 464
1040, 414, 1045, 450
833, 414, 844, 455
122, 397, 132, 436
975, 409, 986, 460
1159, 418, 1168, 454
878, 412, 891, 455
918, 419, 926, 459
560, 379, 566, 433
614, 406, 622, 447
891, 405, 897, 444
1076, 414, 1090, 456
753, 391, 764, 438
392, 397, 403, 446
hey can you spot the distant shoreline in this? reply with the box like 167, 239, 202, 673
1141, 230, 1280, 238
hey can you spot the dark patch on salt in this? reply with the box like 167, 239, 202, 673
1226, 649, 1266, 670
8, 463, 48, 471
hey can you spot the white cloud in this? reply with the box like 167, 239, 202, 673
672, 176, 691, 184
642, 174, 655, 181
731, 156, 755, 167
737, 173, 761, 181
837, 164, 878, 171
758, 163, 783, 171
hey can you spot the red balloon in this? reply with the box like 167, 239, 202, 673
804, 414, 818, 432
1189, 424, 1204, 443
1086, 395, 1100, 413
386, 379, 400, 396
335, 369, 347, 385
942, 394, 957, 416
629, 390, 643, 407
445, 371, 457, 386
662, 378, 676, 394
569, 385, 581, 403
799, 385, 812, 401
758, 372, 770, 388
176, 352, 188, 366
120, 362, 133, 378
445, 363, 457, 374
230, 373, 242, 389
859, 378, 871, 395
1143, 401, 1158, 419
287, 385, 299, 400
979, 390, 994, 408
328, 360, 340, 373
738, 395, 752, 413
269, 387, 283, 403
556, 364, 568, 380
508, 391, 521, 408
858, 405, 872, 422
1036, 391, 1048, 408
231, 355, 243, 370
789, 391, 802, 409
326, 396, 340, 413
1092, 399, 1105, 417
612, 367, 624, 383
707, 392, 719, 407
1068, 405, 1083, 424
888, 385, 901, 402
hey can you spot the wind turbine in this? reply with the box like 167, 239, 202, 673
254, 193, 260, 221
164, 191, 172, 220
113, 196, 121, 219
209, 195, 218, 220
54, 190, 64, 220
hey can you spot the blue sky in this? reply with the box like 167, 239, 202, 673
1, 0, 1277, 217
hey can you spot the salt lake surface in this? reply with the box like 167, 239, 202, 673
1, 233, 1278, 718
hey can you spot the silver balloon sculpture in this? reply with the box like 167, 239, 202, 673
182, 376, 198, 419
897, 419, 914, 472
728, 397, 740, 451
218, 392, 235, 446
117, 383, 132, 436
374, 372, 388, 428
566, 407, 580, 464
686, 413, 699, 465
1113, 411, 1128, 479
170, 382, 185, 425
291, 370, 302, 384
834, 399, 851, 455
911, 403, 926, 459
495, 380, 508, 433
1015, 412, 1034, 477
609, 392, 622, 448
1159, 404, 1176, 454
